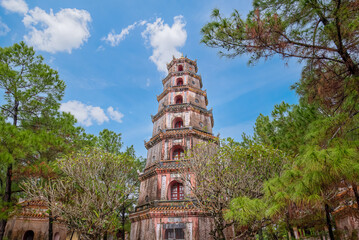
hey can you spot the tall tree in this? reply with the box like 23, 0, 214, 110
22, 147, 139, 240
0, 41, 65, 240
201, 0, 359, 144
201, 2, 359, 238
179, 140, 288, 240
0, 116, 34, 224
96, 128, 123, 154
94, 129, 142, 239
251, 102, 319, 156
201, 0, 359, 77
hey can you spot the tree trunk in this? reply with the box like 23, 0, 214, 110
216, 226, 226, 240
13, 100, 18, 127
70, 231, 74, 240
331, 0, 359, 79
352, 183, 359, 211
271, 233, 279, 240
215, 214, 226, 240
258, 227, 264, 240
210, 218, 226, 240
0, 221, 6, 240
0, 102, 19, 240
285, 212, 295, 239
122, 207, 125, 240
0, 164, 13, 240
325, 203, 335, 240
48, 210, 53, 240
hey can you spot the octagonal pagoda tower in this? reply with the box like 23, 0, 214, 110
130, 56, 217, 240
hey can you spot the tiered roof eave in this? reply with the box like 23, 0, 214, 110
162, 71, 203, 89
151, 103, 214, 127
144, 127, 218, 150
166, 56, 198, 73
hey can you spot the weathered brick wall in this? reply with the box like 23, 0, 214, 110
189, 111, 212, 133
146, 142, 162, 166
152, 115, 166, 136
335, 214, 359, 239
130, 219, 156, 240
138, 176, 158, 205
197, 217, 214, 240
188, 76, 200, 89
158, 95, 169, 111
187, 92, 206, 109
5, 217, 67, 240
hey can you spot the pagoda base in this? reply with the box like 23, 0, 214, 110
130, 202, 233, 240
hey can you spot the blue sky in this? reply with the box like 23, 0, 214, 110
0, 0, 301, 157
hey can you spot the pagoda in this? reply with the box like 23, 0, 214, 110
129, 56, 218, 240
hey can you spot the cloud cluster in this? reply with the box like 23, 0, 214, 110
142, 16, 187, 72
1, 0, 28, 14
107, 106, 124, 123
2, 0, 187, 67
102, 20, 146, 47
0, 0, 92, 53
23, 7, 91, 53
102, 16, 187, 73
0, 19, 10, 35
60, 100, 124, 127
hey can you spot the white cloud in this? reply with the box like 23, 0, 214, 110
139, 20, 147, 26
60, 100, 109, 127
0, 19, 10, 36
23, 7, 91, 53
102, 22, 136, 47
96, 45, 105, 51
1, 0, 28, 14
107, 107, 124, 123
102, 20, 146, 47
141, 15, 187, 73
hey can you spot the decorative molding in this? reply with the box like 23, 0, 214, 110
161, 175, 167, 200
188, 222, 193, 240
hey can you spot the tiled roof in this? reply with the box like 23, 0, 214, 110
156, 85, 207, 102
145, 127, 217, 149
151, 103, 213, 125
20, 199, 47, 207
166, 57, 198, 72
139, 160, 188, 180
151, 205, 195, 211
162, 71, 202, 88
20, 212, 47, 218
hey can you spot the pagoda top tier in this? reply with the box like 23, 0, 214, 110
166, 55, 198, 73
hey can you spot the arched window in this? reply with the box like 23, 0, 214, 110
174, 95, 183, 104
172, 147, 184, 160
165, 228, 185, 239
177, 65, 183, 71
171, 182, 184, 200
23, 230, 34, 240
173, 118, 183, 128
176, 78, 183, 86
